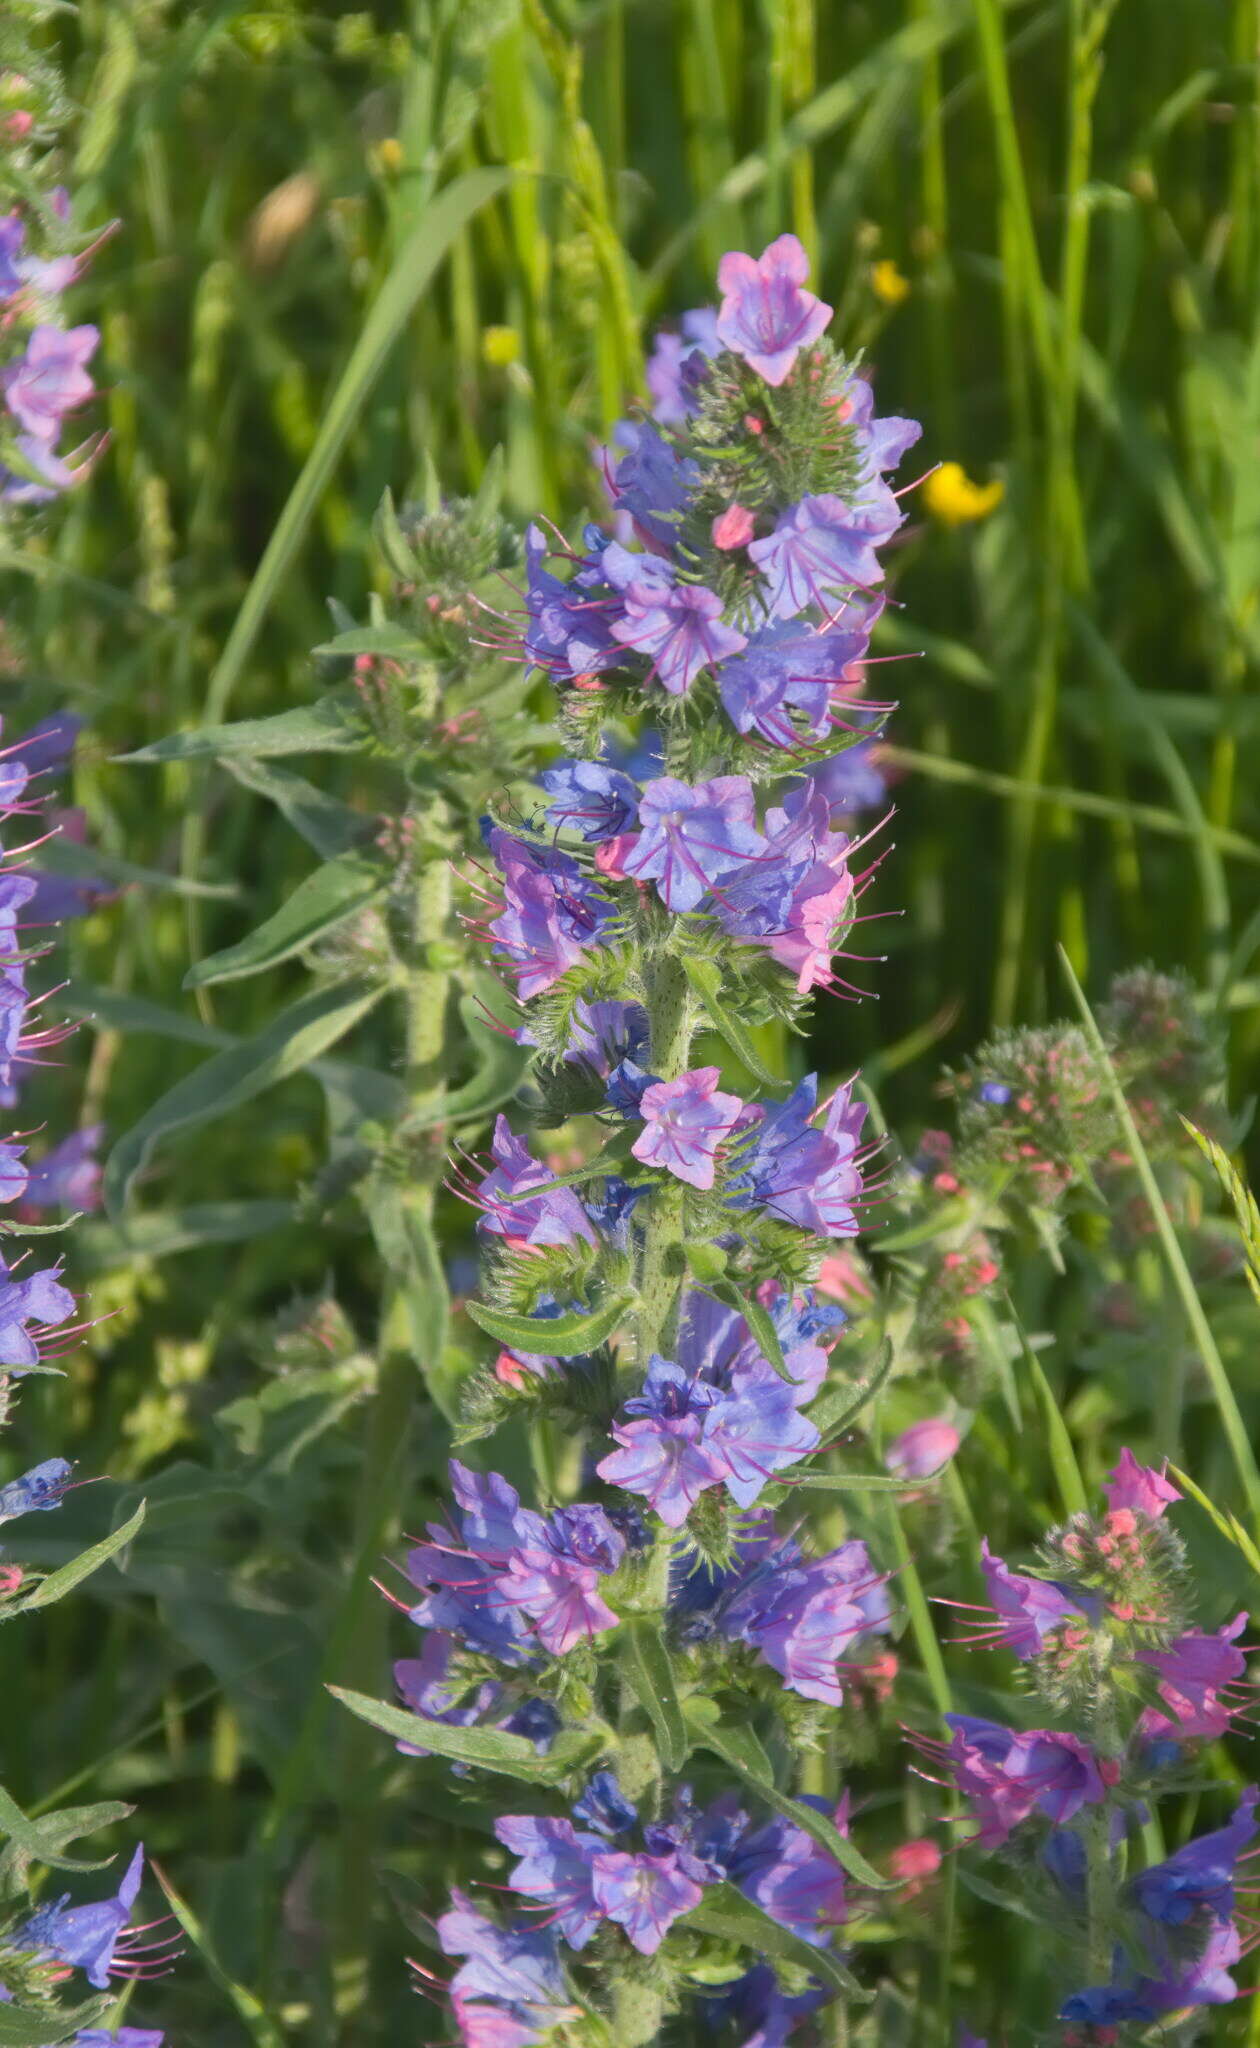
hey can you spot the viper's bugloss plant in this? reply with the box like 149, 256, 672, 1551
926, 1452, 1258, 2038
337, 233, 934, 2046
0, 68, 164, 2048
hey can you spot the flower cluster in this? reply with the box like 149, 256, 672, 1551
0, 181, 102, 507
920, 1453, 1259, 2031
352, 235, 927, 2046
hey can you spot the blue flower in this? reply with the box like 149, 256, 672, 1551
14, 1844, 147, 1990
539, 759, 639, 842
0, 1455, 72, 1521
572, 1771, 638, 1838
714, 235, 832, 387
623, 775, 765, 913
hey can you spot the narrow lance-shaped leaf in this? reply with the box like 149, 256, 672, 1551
103, 981, 384, 1216
465, 1292, 635, 1359
683, 1702, 895, 1891
118, 693, 365, 764
684, 1885, 866, 2001
0, 1784, 132, 1871
184, 856, 387, 989
17, 1502, 146, 1612
621, 1619, 690, 1773
330, 1686, 607, 1786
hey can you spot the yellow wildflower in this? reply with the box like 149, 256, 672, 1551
376, 137, 404, 175
922, 461, 1005, 527
870, 257, 911, 307
482, 325, 522, 368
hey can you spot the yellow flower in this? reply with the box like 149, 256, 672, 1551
482, 324, 522, 368
922, 461, 1005, 527
376, 137, 404, 175
870, 257, 911, 307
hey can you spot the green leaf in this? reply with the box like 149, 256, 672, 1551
782, 1469, 917, 1495
679, 952, 782, 1087
312, 624, 428, 658
64, 982, 232, 1051
685, 1884, 865, 2000
0, 1785, 131, 1871
151, 1863, 286, 2048
118, 694, 364, 764
621, 1619, 690, 1773
465, 1291, 634, 1359
400, 992, 531, 1133
220, 756, 373, 861
683, 1704, 894, 1890
200, 166, 511, 728
103, 982, 383, 1215
18, 1502, 146, 1611
35, 833, 238, 901
707, 1280, 794, 1384
329, 1685, 606, 1784
1011, 1306, 1088, 1519
1167, 1461, 1260, 1580
75, 1201, 297, 1270
184, 857, 386, 989
806, 1342, 894, 1439
0, 1998, 110, 2047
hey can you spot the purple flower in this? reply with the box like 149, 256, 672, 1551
475, 1116, 598, 1248
572, 1771, 638, 1837
15, 1845, 146, 1989
0, 1140, 28, 1202
1103, 1446, 1181, 1520
438, 1889, 574, 2046
749, 491, 903, 621
976, 1538, 1094, 1659
698, 1378, 820, 1510
0, 1455, 72, 1521
497, 1535, 622, 1655
700, 1523, 891, 1704
589, 1849, 703, 1954
805, 738, 888, 818
4, 324, 97, 440
394, 1636, 500, 1755
646, 308, 721, 424
405, 1466, 546, 1665
715, 235, 832, 386
698, 1964, 827, 2048
717, 610, 877, 746
837, 371, 923, 476
597, 1357, 726, 1528
623, 775, 765, 913
631, 1066, 744, 1190
605, 1057, 661, 1119
560, 998, 649, 1074
495, 1816, 604, 1947
0, 434, 84, 506
486, 829, 614, 999
730, 1806, 848, 1946
0, 1255, 77, 1371
734, 1075, 868, 1238
23, 1126, 103, 1211
885, 1418, 959, 1479
1137, 1611, 1248, 1710
1132, 1787, 1258, 1927
0, 216, 78, 302
539, 759, 639, 842
608, 424, 699, 550
610, 576, 747, 697
521, 525, 621, 680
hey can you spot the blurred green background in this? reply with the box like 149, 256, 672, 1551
5, 1, 1260, 2041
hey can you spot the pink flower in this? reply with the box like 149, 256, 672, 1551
631, 1067, 744, 1191
885, 1417, 960, 1480
715, 234, 833, 386
1103, 1447, 1181, 1521
712, 503, 755, 549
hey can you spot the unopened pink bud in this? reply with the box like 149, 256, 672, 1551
711, 503, 755, 550
885, 1417, 960, 1479
595, 832, 639, 881
889, 1837, 941, 1884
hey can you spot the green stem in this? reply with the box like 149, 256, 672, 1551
612, 950, 696, 2046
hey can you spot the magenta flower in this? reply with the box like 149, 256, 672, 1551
610, 576, 747, 697
631, 1067, 744, 1190
494, 1817, 604, 1948
474, 1116, 597, 1249
714, 234, 832, 386
885, 1417, 960, 1479
1103, 1447, 1181, 1520
623, 775, 765, 913
976, 1539, 1096, 1660
4, 323, 97, 440
589, 1850, 703, 1954
498, 1543, 621, 1655
748, 491, 903, 620
1137, 1611, 1248, 1712
731, 1809, 848, 1946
